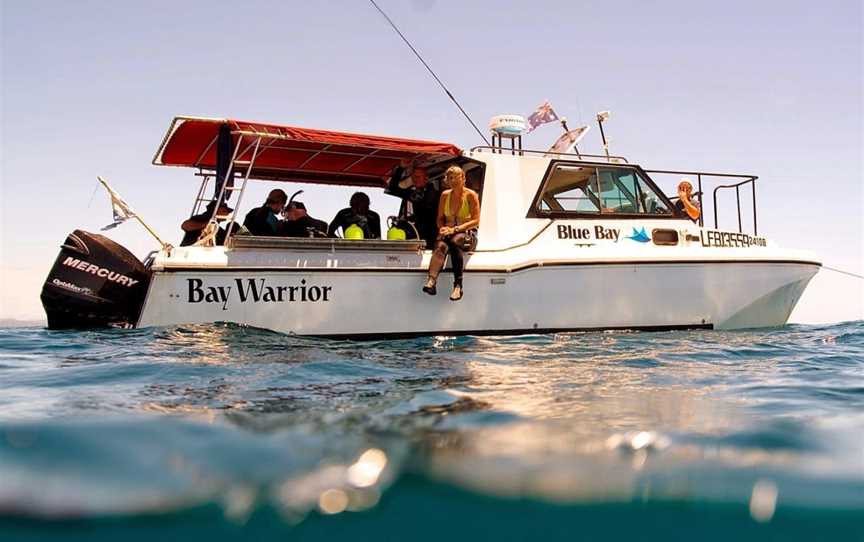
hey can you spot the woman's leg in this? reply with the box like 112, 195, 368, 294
446, 233, 466, 286
427, 238, 450, 280
424, 238, 449, 294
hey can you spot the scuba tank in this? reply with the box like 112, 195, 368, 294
386, 216, 407, 240
386, 216, 420, 241
344, 223, 365, 240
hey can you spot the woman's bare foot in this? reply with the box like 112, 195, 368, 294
449, 284, 463, 301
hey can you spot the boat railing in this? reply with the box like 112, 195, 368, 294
231, 236, 426, 252
643, 169, 758, 235
470, 146, 629, 163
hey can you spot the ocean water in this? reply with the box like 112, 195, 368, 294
0, 322, 862, 541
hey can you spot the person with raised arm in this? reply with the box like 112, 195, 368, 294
675, 179, 701, 222
385, 158, 440, 248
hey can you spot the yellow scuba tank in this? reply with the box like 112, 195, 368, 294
386, 216, 406, 240
387, 226, 407, 241
345, 223, 365, 240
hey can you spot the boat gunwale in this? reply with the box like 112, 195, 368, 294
152, 259, 823, 273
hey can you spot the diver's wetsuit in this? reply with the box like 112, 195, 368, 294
327, 208, 381, 239
279, 215, 329, 237
428, 232, 474, 287
385, 166, 440, 249
243, 205, 280, 236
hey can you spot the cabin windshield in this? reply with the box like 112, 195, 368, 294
532, 162, 674, 217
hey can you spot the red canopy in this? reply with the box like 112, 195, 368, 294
153, 117, 462, 186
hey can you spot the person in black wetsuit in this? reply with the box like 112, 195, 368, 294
243, 189, 287, 236
180, 200, 237, 246
385, 158, 440, 249
279, 201, 329, 237
328, 192, 381, 239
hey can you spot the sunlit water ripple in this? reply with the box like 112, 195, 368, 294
0, 322, 862, 540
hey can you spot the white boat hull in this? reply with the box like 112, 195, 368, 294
136, 260, 819, 337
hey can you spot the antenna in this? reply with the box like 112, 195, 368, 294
368, 0, 490, 145
596, 111, 611, 158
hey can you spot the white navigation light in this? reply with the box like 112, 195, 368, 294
596, 111, 611, 122
489, 115, 527, 136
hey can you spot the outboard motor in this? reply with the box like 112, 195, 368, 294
40, 230, 152, 329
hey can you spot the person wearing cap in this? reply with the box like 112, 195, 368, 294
385, 158, 440, 249
244, 189, 287, 236
279, 201, 329, 237
674, 179, 701, 222
180, 200, 236, 246
327, 192, 381, 239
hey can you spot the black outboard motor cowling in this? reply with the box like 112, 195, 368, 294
40, 230, 152, 329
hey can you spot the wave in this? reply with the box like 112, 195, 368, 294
0, 322, 862, 538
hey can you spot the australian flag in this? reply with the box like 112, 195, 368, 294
525, 100, 559, 133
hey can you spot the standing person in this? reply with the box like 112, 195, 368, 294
423, 166, 481, 301
327, 192, 381, 239
385, 158, 440, 248
243, 189, 287, 236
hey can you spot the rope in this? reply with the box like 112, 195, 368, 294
368, 0, 490, 146
194, 222, 218, 247
823, 265, 864, 280
86, 181, 100, 209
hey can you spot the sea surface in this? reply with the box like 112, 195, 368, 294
0, 322, 862, 541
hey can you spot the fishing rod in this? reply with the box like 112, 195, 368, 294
368, 0, 490, 146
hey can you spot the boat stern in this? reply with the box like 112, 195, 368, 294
40, 230, 152, 329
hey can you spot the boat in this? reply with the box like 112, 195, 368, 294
40, 116, 821, 338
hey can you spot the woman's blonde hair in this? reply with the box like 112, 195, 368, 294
444, 165, 465, 186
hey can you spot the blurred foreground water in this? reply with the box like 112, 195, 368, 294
0, 322, 862, 540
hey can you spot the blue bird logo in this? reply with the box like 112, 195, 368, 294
626, 227, 650, 243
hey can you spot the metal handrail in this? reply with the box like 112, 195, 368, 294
643, 169, 758, 234
712, 178, 758, 235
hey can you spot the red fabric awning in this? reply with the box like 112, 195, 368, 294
153, 117, 462, 186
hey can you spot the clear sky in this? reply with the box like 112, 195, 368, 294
1, 0, 862, 323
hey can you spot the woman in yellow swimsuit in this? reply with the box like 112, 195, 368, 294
423, 165, 481, 301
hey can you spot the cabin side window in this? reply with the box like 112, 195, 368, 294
533, 163, 674, 218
